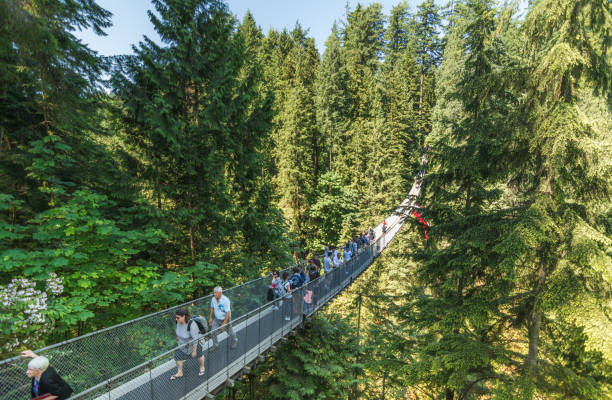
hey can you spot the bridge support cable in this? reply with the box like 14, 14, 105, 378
0, 181, 422, 400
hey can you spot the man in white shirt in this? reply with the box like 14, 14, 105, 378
323, 251, 332, 291
209, 286, 238, 349
333, 252, 342, 267
343, 246, 352, 262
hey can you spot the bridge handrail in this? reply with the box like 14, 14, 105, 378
0, 223, 383, 366
67, 199, 412, 400
0, 196, 414, 400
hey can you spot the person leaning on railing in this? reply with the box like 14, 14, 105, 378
21, 350, 73, 400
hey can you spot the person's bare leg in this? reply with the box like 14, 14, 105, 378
173, 360, 184, 378
198, 356, 205, 374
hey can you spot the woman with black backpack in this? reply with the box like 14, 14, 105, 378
171, 308, 205, 380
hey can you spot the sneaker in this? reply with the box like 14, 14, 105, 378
284, 316, 290, 321
273, 305, 279, 311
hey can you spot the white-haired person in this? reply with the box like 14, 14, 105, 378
21, 350, 73, 400
208, 286, 238, 349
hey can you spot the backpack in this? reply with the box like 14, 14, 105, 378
187, 316, 208, 335
289, 274, 302, 290
275, 282, 287, 297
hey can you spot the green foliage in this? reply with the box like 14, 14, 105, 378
2, 2, 609, 399
112, 0, 290, 280
263, 25, 322, 252
315, 22, 351, 173
308, 171, 358, 250
378, 0, 612, 399
227, 315, 362, 400
0, 0, 292, 355
413, 0, 443, 74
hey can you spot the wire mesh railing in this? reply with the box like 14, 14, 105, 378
0, 191, 416, 400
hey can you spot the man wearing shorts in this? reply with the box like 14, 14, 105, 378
209, 286, 238, 349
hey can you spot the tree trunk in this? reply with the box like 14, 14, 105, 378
419, 70, 424, 119
188, 195, 196, 259
313, 134, 319, 185
445, 388, 454, 400
528, 262, 546, 376
189, 226, 196, 259
156, 175, 162, 209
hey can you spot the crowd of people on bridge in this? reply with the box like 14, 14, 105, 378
167, 226, 381, 379
19, 223, 386, 393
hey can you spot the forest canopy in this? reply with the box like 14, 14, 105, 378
0, 0, 610, 399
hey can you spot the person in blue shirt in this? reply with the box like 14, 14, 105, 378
289, 266, 304, 315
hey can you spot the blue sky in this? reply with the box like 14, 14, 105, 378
75, 0, 430, 56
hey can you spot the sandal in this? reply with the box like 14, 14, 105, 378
199, 369, 205, 376
170, 374, 183, 380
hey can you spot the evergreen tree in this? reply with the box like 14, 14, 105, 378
112, 0, 284, 282
268, 26, 321, 252
0, 0, 186, 348
380, 2, 422, 211
315, 22, 350, 172
390, 1, 522, 398
388, 0, 612, 398
497, 0, 612, 396
385, 2, 411, 66
308, 171, 358, 250
340, 3, 386, 219
411, 0, 442, 135
0, 0, 111, 210
227, 316, 361, 400
230, 12, 291, 277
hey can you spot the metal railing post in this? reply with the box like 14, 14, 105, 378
258, 306, 262, 358
226, 322, 230, 383
148, 361, 155, 400
242, 314, 247, 373
206, 332, 210, 396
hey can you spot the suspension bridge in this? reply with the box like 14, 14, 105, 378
0, 175, 423, 400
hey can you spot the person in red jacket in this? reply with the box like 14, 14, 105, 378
412, 207, 430, 240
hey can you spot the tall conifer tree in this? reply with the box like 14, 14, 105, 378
381, 2, 421, 210
340, 3, 385, 219
315, 23, 350, 173
499, 0, 612, 396
113, 0, 285, 279
412, 0, 442, 135
388, 1, 521, 398
269, 26, 321, 251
